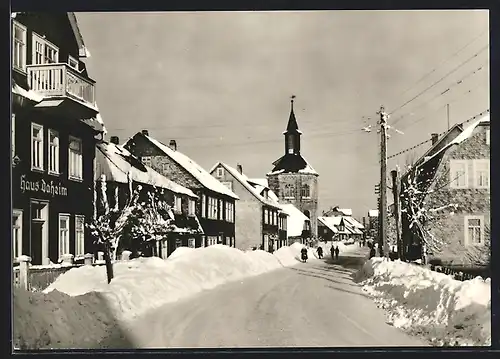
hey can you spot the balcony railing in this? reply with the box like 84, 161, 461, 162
27, 63, 96, 109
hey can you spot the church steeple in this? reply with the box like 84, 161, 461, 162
283, 95, 302, 155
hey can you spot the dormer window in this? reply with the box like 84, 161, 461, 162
68, 55, 79, 70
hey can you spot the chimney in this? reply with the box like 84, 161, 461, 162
237, 163, 243, 174
141, 129, 149, 136
431, 133, 439, 145
110, 136, 119, 145
169, 140, 177, 151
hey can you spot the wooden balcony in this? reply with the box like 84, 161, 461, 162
26, 63, 98, 116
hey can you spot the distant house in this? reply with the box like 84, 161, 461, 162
210, 163, 287, 251
11, 13, 103, 266
124, 130, 239, 248
281, 204, 311, 245
95, 138, 202, 258
400, 114, 490, 265
318, 215, 364, 242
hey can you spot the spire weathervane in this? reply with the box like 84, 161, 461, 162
290, 95, 296, 110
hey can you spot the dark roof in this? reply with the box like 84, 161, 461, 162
269, 154, 312, 174
285, 107, 299, 133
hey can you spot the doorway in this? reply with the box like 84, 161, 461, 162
30, 200, 49, 265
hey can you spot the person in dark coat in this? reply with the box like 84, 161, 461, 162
316, 246, 323, 259
334, 246, 340, 260
301, 247, 308, 263
369, 246, 376, 259
330, 245, 335, 259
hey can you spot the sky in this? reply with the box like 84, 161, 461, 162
76, 10, 489, 219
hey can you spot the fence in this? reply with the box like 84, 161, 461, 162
12, 253, 107, 293
429, 264, 489, 282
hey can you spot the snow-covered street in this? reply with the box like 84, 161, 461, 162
119, 248, 427, 348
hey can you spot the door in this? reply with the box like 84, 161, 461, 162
30, 200, 49, 265
263, 234, 269, 252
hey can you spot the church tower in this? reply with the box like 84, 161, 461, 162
267, 96, 319, 239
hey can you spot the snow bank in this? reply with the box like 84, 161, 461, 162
44, 245, 285, 323
357, 258, 491, 346
273, 242, 318, 266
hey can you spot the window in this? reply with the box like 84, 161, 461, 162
12, 21, 27, 71
31, 123, 44, 170
221, 181, 233, 191
225, 202, 234, 223
68, 55, 79, 70
208, 197, 218, 219
75, 215, 85, 257
284, 184, 295, 199
188, 198, 196, 216
141, 156, 152, 167
473, 159, 490, 189
69, 136, 83, 180
464, 216, 484, 246
201, 194, 206, 218
48, 130, 60, 174
32, 33, 59, 65
216, 167, 224, 178
12, 114, 15, 158
301, 184, 311, 199
207, 236, 217, 246
174, 195, 182, 213
264, 209, 268, 224
449, 160, 468, 189
287, 135, 295, 154
13, 210, 23, 260
188, 238, 195, 248
486, 129, 490, 145
58, 214, 70, 259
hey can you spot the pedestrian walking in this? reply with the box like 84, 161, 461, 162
316, 246, 323, 259
330, 245, 335, 259
335, 246, 339, 260
369, 246, 376, 259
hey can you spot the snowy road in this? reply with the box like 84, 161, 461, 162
124, 249, 428, 348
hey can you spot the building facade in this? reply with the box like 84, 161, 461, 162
94, 139, 202, 258
400, 115, 490, 265
11, 13, 101, 265
124, 131, 239, 248
210, 162, 287, 251
266, 98, 319, 239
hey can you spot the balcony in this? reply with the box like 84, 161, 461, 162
27, 63, 98, 117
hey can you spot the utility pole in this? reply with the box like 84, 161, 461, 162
378, 106, 389, 259
391, 169, 402, 260
447, 103, 450, 130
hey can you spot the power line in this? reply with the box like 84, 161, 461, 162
388, 45, 488, 116
399, 81, 487, 132
391, 62, 488, 127
386, 109, 489, 160
396, 29, 488, 99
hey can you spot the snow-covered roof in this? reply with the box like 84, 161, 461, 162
96, 142, 198, 199
143, 135, 239, 200
12, 82, 44, 103
337, 208, 353, 216
268, 189, 280, 203
419, 114, 490, 168
343, 216, 364, 230
368, 209, 379, 217
317, 216, 339, 233
280, 204, 309, 237
210, 162, 280, 209
267, 156, 318, 176
248, 178, 269, 189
